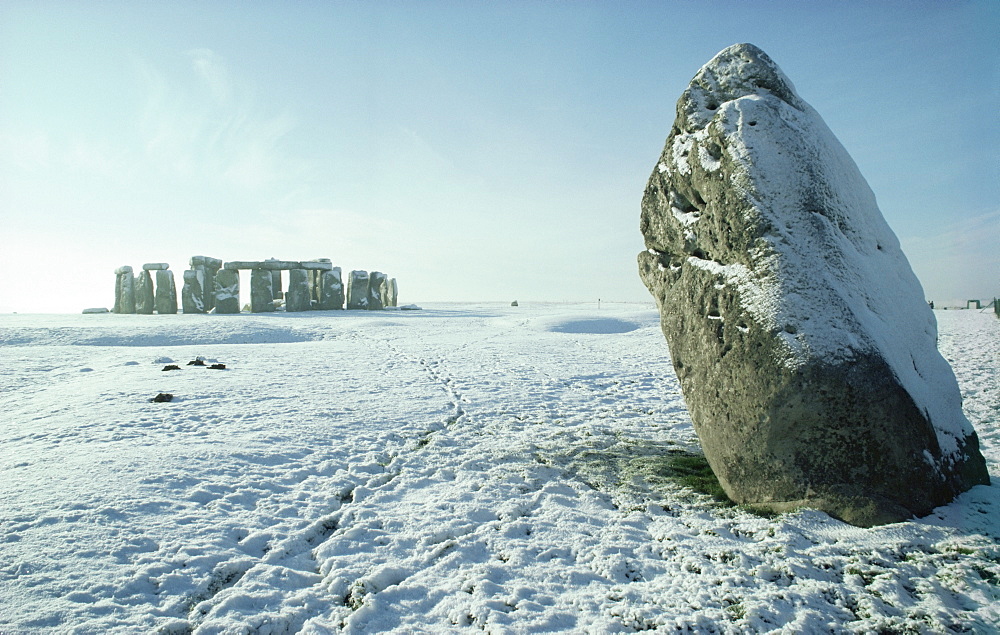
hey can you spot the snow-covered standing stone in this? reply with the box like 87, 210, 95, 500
637, 43, 989, 526
191, 256, 222, 312
250, 269, 275, 313
346, 270, 369, 310
155, 270, 177, 314
319, 267, 344, 310
135, 270, 154, 314
113, 266, 135, 314
213, 269, 240, 314
285, 269, 311, 312
368, 271, 387, 310
182, 270, 205, 314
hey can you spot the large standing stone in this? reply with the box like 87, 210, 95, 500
192, 256, 223, 312
346, 270, 369, 310
367, 271, 387, 310
114, 266, 135, 314
319, 267, 344, 310
285, 269, 311, 312
271, 270, 283, 300
213, 268, 240, 314
135, 270, 155, 314
250, 269, 275, 313
637, 43, 989, 526
182, 270, 205, 314
155, 270, 178, 314
387, 278, 398, 307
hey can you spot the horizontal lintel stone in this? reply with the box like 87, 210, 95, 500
261, 260, 302, 270
142, 263, 169, 271
224, 261, 265, 270
301, 261, 334, 270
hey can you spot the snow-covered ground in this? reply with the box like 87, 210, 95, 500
1, 303, 997, 634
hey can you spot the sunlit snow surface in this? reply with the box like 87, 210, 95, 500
1, 303, 997, 633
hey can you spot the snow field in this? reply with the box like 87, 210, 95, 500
0, 303, 997, 633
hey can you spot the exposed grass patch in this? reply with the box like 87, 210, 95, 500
651, 452, 734, 506
538, 434, 738, 509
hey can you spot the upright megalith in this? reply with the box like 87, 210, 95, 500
213, 268, 240, 314
346, 270, 370, 310
182, 270, 205, 314
319, 267, 345, 310
285, 269, 311, 312
135, 270, 155, 314
250, 269, 275, 313
191, 256, 223, 312
388, 278, 398, 308
368, 271, 387, 310
114, 266, 135, 314
637, 43, 989, 526
155, 270, 177, 314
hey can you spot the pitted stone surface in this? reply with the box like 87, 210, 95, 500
638, 43, 989, 526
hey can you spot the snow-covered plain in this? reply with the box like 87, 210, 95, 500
1, 303, 997, 634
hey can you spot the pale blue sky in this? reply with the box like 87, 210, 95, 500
1, 1, 996, 312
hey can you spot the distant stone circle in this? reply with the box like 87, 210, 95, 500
112, 257, 398, 314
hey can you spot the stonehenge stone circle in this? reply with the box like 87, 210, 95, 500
155, 269, 177, 314
637, 43, 989, 526
113, 257, 396, 314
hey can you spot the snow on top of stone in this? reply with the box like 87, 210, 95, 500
676, 43, 972, 456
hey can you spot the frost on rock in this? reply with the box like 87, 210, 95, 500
182, 269, 205, 314
346, 270, 370, 310
213, 269, 241, 314
638, 43, 989, 527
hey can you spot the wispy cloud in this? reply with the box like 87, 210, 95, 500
135, 49, 299, 194
188, 48, 232, 105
